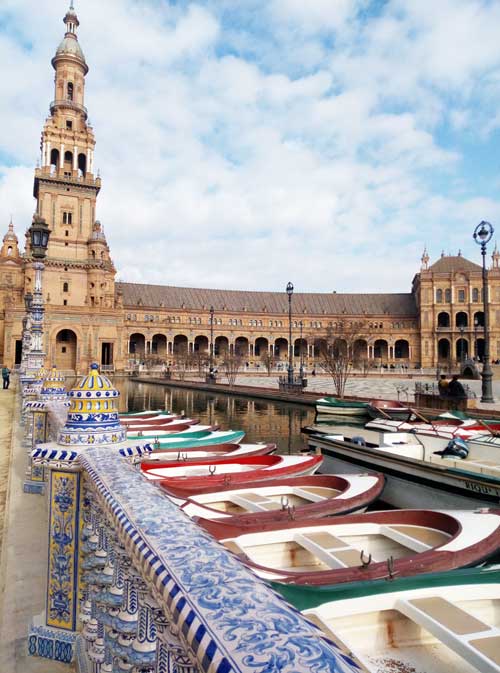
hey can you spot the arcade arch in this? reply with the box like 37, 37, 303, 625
55, 329, 77, 370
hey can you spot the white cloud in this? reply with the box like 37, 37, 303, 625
0, 0, 500, 295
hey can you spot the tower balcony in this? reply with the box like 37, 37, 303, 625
34, 167, 101, 197
50, 99, 88, 120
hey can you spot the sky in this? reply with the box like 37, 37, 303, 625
1, 0, 500, 294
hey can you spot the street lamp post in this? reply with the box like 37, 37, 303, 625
474, 319, 479, 360
24, 215, 50, 373
473, 220, 495, 403
20, 293, 34, 375
209, 305, 214, 375
286, 282, 294, 384
299, 320, 304, 379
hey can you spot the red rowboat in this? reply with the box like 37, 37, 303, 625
176, 473, 385, 526
142, 454, 323, 496
203, 508, 500, 585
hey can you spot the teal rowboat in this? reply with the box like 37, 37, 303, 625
315, 397, 371, 417
271, 564, 500, 611
295, 566, 500, 673
133, 430, 245, 450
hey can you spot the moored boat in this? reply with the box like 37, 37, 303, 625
306, 430, 500, 508
316, 397, 371, 417
141, 442, 275, 463
205, 508, 500, 585
127, 424, 216, 438
367, 399, 412, 420
143, 454, 323, 494
146, 429, 246, 450
300, 567, 500, 673
178, 473, 385, 526
123, 421, 200, 433
119, 410, 167, 418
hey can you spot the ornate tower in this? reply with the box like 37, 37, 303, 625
32, 2, 113, 309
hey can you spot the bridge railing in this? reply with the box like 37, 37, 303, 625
26, 401, 362, 673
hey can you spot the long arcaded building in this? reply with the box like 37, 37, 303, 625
1, 5, 499, 374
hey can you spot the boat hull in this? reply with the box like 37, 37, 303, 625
309, 435, 500, 509
315, 405, 369, 417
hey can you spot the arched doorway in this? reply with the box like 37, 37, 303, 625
214, 336, 229, 357
438, 338, 450, 361
373, 339, 388, 361
353, 339, 368, 364
173, 334, 188, 355
456, 338, 468, 362
274, 338, 288, 359
395, 339, 410, 359
255, 337, 269, 358
55, 329, 77, 371
235, 336, 249, 358
194, 335, 209, 354
455, 312, 468, 328
313, 339, 328, 358
151, 334, 167, 357
129, 333, 146, 358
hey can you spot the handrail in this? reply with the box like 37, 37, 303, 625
50, 98, 88, 117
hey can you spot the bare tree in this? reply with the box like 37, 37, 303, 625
318, 322, 368, 398
192, 350, 209, 378
222, 354, 243, 387
173, 350, 190, 381
260, 352, 276, 376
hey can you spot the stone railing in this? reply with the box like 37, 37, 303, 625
25, 397, 362, 673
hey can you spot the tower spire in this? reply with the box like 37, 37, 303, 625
421, 246, 430, 270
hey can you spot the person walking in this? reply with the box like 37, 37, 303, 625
2, 366, 10, 390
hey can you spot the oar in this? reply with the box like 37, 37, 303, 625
476, 418, 499, 437
409, 407, 430, 424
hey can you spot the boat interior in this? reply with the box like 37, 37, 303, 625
223, 523, 452, 575
305, 583, 500, 673
189, 485, 343, 515
323, 430, 500, 479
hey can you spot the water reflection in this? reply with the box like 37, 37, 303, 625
112, 379, 315, 455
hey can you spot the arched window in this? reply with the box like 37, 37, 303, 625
437, 312, 450, 328
50, 148, 60, 173
7, 246, 12, 257
78, 153, 87, 176
445, 289, 452, 303
63, 282, 69, 293
67, 82, 74, 101
436, 289, 443, 303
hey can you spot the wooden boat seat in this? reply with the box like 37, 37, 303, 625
397, 596, 500, 672
384, 524, 451, 550
293, 487, 333, 500
296, 532, 365, 569
230, 493, 286, 513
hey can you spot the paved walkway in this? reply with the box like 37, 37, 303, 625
0, 382, 72, 672
233, 374, 500, 411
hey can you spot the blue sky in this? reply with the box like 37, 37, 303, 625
1, 0, 500, 293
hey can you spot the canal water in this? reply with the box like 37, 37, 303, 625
114, 379, 315, 454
